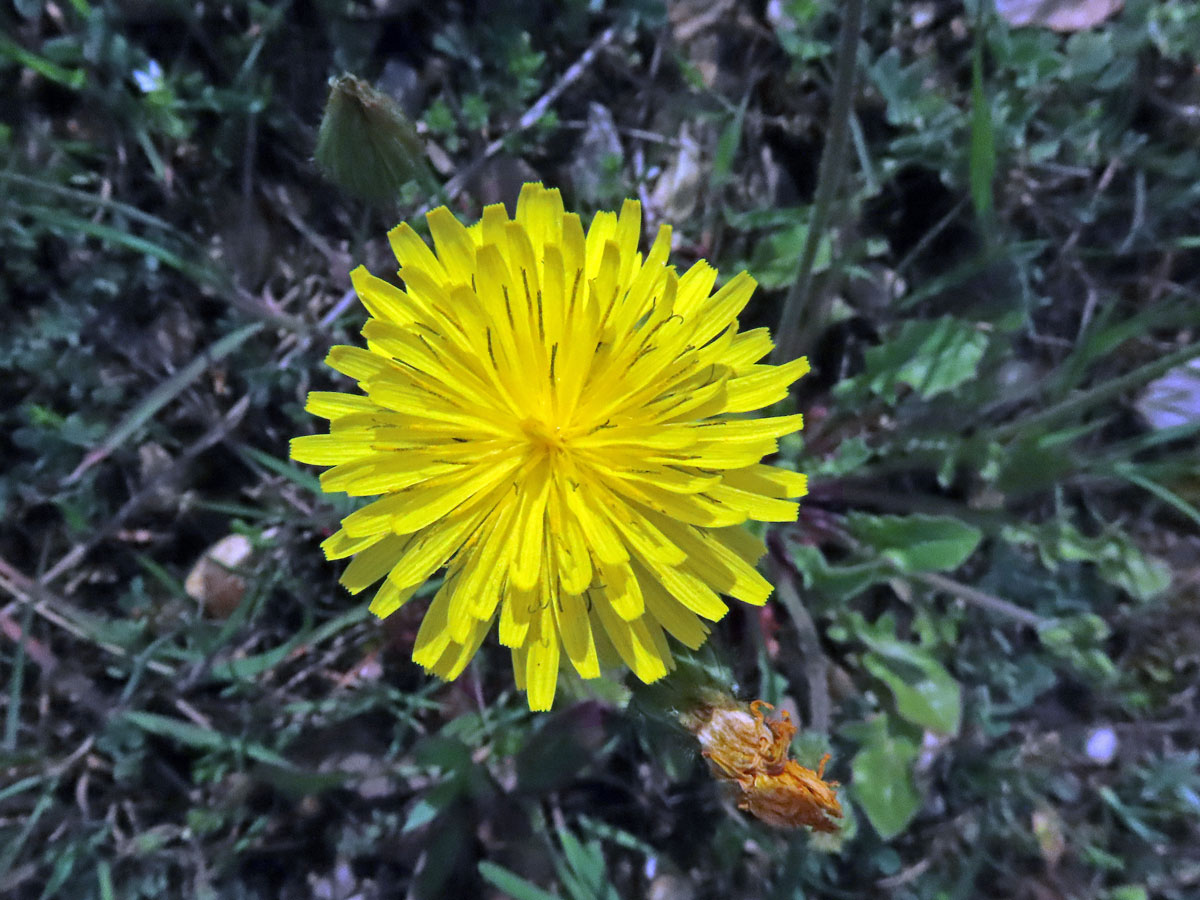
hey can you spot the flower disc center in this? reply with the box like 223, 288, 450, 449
519, 416, 569, 456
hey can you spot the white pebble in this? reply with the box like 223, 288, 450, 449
1085, 727, 1117, 765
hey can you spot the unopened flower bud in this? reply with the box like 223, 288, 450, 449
314, 74, 433, 202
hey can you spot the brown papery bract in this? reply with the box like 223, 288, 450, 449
686, 698, 843, 832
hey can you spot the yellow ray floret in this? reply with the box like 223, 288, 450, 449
290, 183, 810, 711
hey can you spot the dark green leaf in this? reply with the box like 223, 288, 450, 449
839, 317, 989, 402
478, 861, 562, 900
848, 513, 983, 573
969, 34, 995, 219
849, 717, 923, 839
848, 613, 962, 735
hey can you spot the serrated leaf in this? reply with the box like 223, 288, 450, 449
840, 317, 988, 402
848, 513, 982, 573
848, 613, 962, 735
791, 544, 891, 602
1002, 522, 1171, 602
811, 435, 873, 477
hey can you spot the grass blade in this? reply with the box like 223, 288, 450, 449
66, 323, 264, 483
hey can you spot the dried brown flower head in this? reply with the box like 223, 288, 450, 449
687, 698, 842, 832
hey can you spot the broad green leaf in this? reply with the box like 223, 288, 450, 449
839, 317, 989, 401
848, 513, 982, 573
738, 214, 832, 291
791, 544, 891, 602
849, 717, 922, 839
862, 650, 962, 735
811, 435, 873, 477
848, 613, 962, 735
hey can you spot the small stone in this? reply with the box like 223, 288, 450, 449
184, 534, 254, 618
1085, 726, 1117, 765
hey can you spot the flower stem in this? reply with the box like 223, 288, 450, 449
990, 339, 1200, 443
911, 570, 1047, 628
772, 0, 865, 366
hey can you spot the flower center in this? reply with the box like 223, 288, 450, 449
519, 416, 569, 457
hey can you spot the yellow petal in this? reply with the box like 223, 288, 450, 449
340, 534, 412, 594
411, 578, 456, 669
384, 504, 492, 589
291, 433, 375, 466
722, 464, 809, 499
429, 612, 494, 680
707, 483, 799, 523
598, 560, 644, 621
696, 413, 805, 442
722, 356, 811, 413
525, 605, 560, 711
304, 391, 378, 420
351, 266, 418, 324
368, 579, 420, 618
591, 600, 667, 684
388, 221, 448, 283
510, 459, 552, 591
636, 552, 729, 621
554, 590, 600, 678
689, 271, 756, 345
499, 584, 535, 648
325, 345, 399, 384
649, 514, 773, 606
721, 327, 774, 371
673, 259, 718, 319
639, 565, 710, 649
321, 528, 384, 561
426, 206, 477, 286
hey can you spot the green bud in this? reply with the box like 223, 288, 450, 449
314, 74, 434, 203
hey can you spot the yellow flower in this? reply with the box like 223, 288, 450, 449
686, 698, 842, 831
291, 184, 810, 711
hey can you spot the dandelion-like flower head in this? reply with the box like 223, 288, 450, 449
292, 184, 810, 710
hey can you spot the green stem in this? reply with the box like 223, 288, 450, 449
911, 571, 1046, 629
772, 0, 865, 365
991, 339, 1200, 443
768, 556, 832, 732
